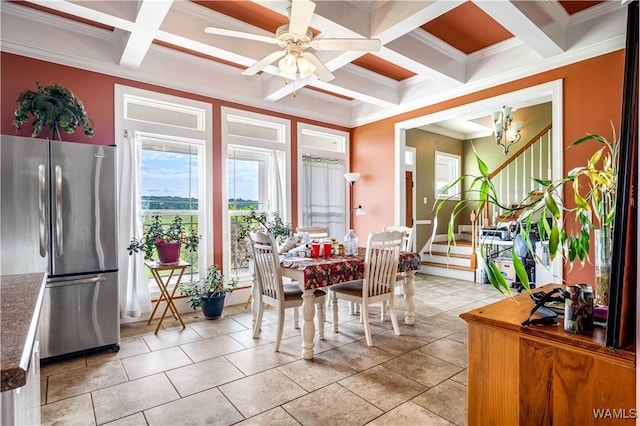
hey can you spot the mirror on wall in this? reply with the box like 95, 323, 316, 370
394, 80, 563, 284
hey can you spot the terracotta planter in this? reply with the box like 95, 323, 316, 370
156, 242, 181, 264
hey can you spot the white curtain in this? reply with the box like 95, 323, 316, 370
117, 131, 151, 319
271, 150, 285, 216
301, 156, 346, 238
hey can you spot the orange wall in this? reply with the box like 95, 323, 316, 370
0, 52, 349, 268
351, 50, 625, 285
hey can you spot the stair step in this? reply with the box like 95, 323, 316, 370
421, 261, 475, 272
423, 250, 469, 259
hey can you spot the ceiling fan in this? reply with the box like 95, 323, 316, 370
204, 0, 381, 82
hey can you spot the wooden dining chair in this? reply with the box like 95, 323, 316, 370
249, 231, 326, 352
380, 225, 415, 319
330, 230, 403, 346
296, 226, 330, 239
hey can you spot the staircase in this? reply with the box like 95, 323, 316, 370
421, 124, 552, 282
421, 225, 477, 281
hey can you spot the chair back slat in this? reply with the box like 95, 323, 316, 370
363, 231, 403, 299
383, 225, 415, 252
249, 231, 284, 301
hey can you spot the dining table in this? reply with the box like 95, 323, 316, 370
279, 248, 421, 360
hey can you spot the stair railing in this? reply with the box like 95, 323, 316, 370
479, 123, 553, 227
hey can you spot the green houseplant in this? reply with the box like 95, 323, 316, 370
435, 129, 618, 300
233, 210, 293, 270
13, 81, 94, 140
127, 214, 200, 263
180, 265, 238, 318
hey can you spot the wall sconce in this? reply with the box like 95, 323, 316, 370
344, 172, 365, 229
492, 105, 523, 155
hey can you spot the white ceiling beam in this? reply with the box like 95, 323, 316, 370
473, 0, 566, 58
118, 0, 173, 68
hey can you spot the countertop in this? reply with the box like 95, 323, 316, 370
1, 273, 46, 392
460, 284, 635, 365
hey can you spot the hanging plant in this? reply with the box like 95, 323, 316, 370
13, 81, 94, 140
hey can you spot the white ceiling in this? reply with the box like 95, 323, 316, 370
0, 0, 628, 129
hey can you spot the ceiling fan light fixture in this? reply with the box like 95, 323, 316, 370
297, 56, 315, 78
279, 53, 298, 80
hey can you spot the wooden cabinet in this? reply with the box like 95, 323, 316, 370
461, 284, 635, 426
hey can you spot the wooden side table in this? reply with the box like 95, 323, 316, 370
145, 261, 189, 334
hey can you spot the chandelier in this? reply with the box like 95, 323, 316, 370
492, 105, 522, 155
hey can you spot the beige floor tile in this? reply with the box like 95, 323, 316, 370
141, 327, 203, 351
366, 400, 454, 426
41, 357, 87, 377
418, 338, 468, 368
91, 373, 179, 424
180, 334, 246, 362
189, 317, 248, 339
46, 360, 128, 403
224, 342, 298, 375
166, 356, 245, 397
446, 329, 468, 345
119, 321, 158, 339
318, 340, 395, 372
102, 412, 147, 425
40, 393, 96, 426
422, 312, 468, 332
365, 330, 430, 356
392, 320, 453, 342
86, 337, 150, 366
283, 383, 383, 426
450, 369, 467, 386
121, 346, 192, 380
339, 365, 428, 411
143, 387, 244, 425
235, 406, 300, 426
412, 379, 468, 425
219, 369, 306, 418
383, 350, 463, 388
277, 352, 358, 391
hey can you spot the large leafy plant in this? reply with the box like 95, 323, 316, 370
127, 214, 201, 260
13, 81, 94, 140
234, 210, 293, 244
434, 129, 618, 296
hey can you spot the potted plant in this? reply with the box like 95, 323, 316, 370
127, 214, 200, 264
234, 210, 293, 244
180, 265, 238, 319
13, 81, 94, 140
435, 129, 618, 301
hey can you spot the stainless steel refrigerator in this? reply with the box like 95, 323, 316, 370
1, 135, 119, 360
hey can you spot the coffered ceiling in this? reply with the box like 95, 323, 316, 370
0, 1, 628, 128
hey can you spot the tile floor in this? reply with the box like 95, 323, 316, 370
40, 274, 503, 426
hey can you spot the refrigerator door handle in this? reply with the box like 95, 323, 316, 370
47, 276, 107, 287
54, 165, 63, 256
38, 164, 48, 257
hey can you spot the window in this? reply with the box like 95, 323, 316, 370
222, 108, 290, 282
298, 124, 349, 240
435, 151, 461, 200
116, 85, 212, 304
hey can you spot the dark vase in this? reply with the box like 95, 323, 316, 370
156, 242, 181, 264
201, 293, 226, 319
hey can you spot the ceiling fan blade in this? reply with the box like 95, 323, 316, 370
204, 27, 278, 44
312, 38, 381, 52
302, 52, 335, 82
242, 50, 286, 75
289, 0, 316, 36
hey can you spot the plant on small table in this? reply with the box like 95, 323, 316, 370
127, 214, 200, 263
13, 81, 94, 140
180, 265, 238, 319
